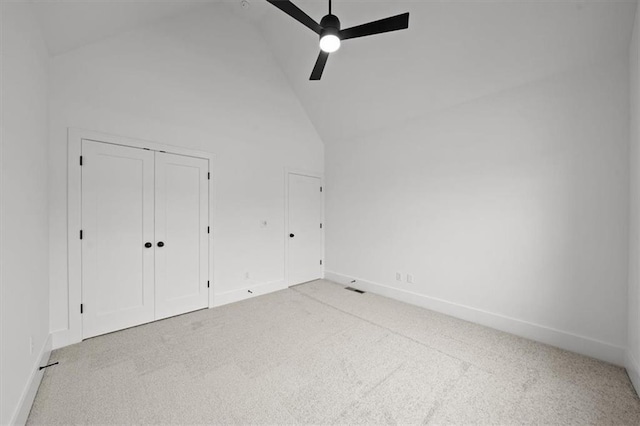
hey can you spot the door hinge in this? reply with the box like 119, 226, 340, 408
79, 230, 83, 240
79, 156, 83, 166
320, 260, 323, 265
320, 223, 323, 229
208, 172, 210, 180
207, 281, 210, 288
80, 304, 83, 314
320, 186, 323, 192
207, 226, 210, 234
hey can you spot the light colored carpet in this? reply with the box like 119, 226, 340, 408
28, 280, 640, 425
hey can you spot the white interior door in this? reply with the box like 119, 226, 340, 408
81, 140, 155, 338
154, 152, 209, 320
288, 173, 323, 285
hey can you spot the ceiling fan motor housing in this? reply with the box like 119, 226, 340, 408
320, 14, 341, 39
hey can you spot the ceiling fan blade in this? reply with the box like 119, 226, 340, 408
310, 51, 329, 80
339, 12, 409, 40
266, 0, 322, 34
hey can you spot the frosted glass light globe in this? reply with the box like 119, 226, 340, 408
319, 34, 341, 53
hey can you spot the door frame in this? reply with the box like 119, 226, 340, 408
284, 168, 325, 287
65, 128, 215, 347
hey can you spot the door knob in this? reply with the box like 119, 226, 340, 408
145, 242, 152, 248
289, 234, 295, 238
157, 241, 165, 247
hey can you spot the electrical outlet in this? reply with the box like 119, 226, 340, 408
407, 274, 414, 284
396, 272, 402, 281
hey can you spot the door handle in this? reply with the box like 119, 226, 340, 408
157, 241, 165, 247
145, 242, 152, 248
289, 234, 295, 238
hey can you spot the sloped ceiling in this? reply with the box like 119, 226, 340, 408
252, 0, 637, 144
32, 0, 215, 56
32, 0, 638, 145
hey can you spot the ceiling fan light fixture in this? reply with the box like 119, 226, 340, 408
266, 0, 409, 80
319, 34, 340, 52
319, 15, 341, 53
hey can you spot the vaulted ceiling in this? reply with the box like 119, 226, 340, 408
254, 0, 637, 143
32, 0, 638, 145
32, 0, 211, 55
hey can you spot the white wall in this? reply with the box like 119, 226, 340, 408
0, 3, 51, 424
326, 56, 630, 364
48, 4, 324, 346
628, 2, 640, 391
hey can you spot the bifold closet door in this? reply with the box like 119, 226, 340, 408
81, 140, 155, 339
154, 152, 209, 320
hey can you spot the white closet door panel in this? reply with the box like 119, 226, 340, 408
155, 152, 209, 320
288, 174, 323, 285
81, 140, 155, 338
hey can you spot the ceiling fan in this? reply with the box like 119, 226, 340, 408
266, 0, 410, 80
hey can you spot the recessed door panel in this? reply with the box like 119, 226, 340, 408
288, 174, 323, 285
81, 140, 155, 338
155, 152, 209, 320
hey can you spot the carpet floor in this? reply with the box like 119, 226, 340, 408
28, 280, 640, 425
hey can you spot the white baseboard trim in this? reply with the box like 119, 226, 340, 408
325, 271, 625, 365
213, 280, 287, 307
11, 333, 52, 425
51, 328, 78, 350
626, 351, 640, 395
